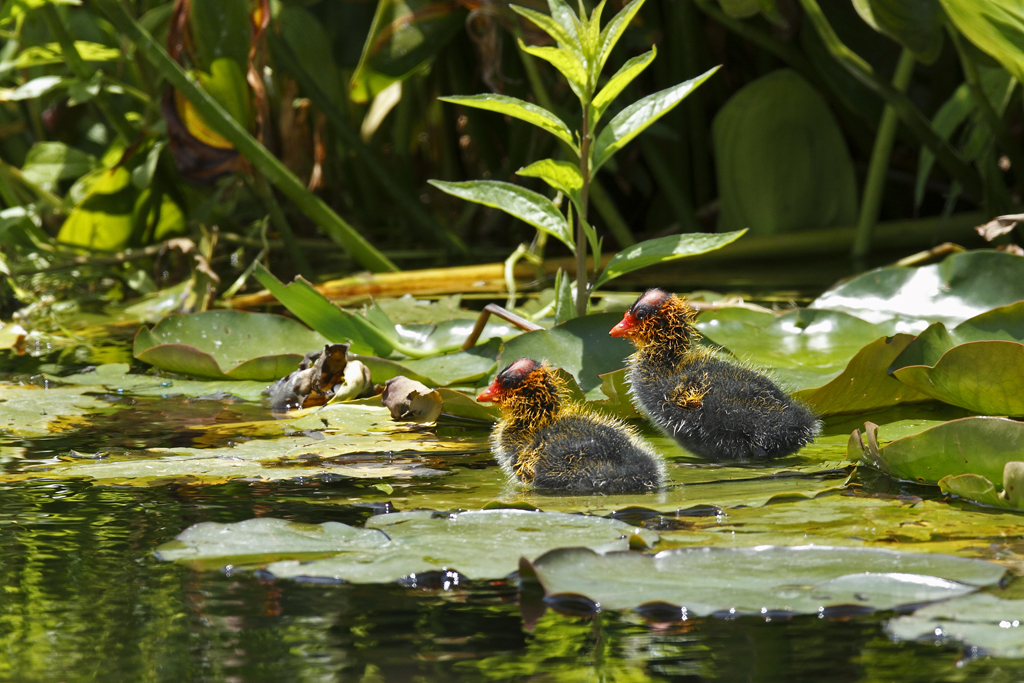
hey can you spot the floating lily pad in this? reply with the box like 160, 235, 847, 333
52, 362, 271, 401
887, 593, 1024, 658
793, 335, 932, 416
158, 509, 657, 582
2, 402, 476, 486
134, 310, 329, 380
853, 416, 1024, 486
0, 384, 113, 437
699, 308, 898, 391
522, 545, 1005, 615
499, 313, 632, 399
398, 338, 501, 386
810, 250, 1024, 326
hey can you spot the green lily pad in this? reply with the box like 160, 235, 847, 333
52, 362, 271, 401
399, 338, 501, 386
134, 310, 329, 380
853, 416, 1024, 485
522, 545, 1005, 614
499, 313, 633, 400
890, 301, 1024, 370
158, 509, 657, 582
0, 384, 114, 437
887, 593, 1024, 658
810, 250, 1024, 326
700, 308, 898, 391
793, 335, 932, 416
938, 473, 1014, 510
2, 402, 477, 486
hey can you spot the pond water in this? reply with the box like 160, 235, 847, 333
3, 342, 1024, 682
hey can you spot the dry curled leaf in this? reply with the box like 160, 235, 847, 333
267, 343, 372, 411
975, 214, 1024, 241
381, 376, 442, 423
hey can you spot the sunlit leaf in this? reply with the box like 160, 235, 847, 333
888, 593, 1024, 658
894, 342, 1024, 416
596, 0, 644, 75
14, 42, 121, 68
133, 310, 329, 381
428, 180, 574, 252
523, 545, 1004, 614
593, 230, 746, 289
517, 41, 589, 98
593, 66, 719, 173
941, 0, 1024, 83
440, 94, 577, 151
20, 141, 96, 192
511, 4, 578, 50
591, 48, 655, 124
516, 159, 583, 206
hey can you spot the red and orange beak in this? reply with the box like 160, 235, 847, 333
609, 312, 637, 338
476, 379, 502, 403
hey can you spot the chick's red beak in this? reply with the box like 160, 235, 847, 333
609, 312, 637, 337
476, 380, 502, 403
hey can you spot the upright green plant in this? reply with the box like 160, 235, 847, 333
430, 0, 725, 317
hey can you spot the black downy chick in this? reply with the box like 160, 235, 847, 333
476, 358, 666, 492
610, 289, 819, 460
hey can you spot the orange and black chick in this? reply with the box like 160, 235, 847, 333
476, 358, 666, 492
610, 289, 819, 460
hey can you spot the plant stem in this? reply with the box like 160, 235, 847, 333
797, 0, 983, 202
852, 48, 916, 263
94, 0, 398, 273
576, 107, 591, 318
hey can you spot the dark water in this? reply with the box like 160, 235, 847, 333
3, 352, 1024, 682
3, 479, 1024, 682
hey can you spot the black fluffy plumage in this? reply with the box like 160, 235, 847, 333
477, 358, 665, 492
611, 290, 820, 460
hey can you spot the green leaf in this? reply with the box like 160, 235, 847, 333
593, 229, 746, 289
439, 94, 577, 151
591, 48, 655, 124
578, 0, 605, 70
132, 310, 330, 381
713, 69, 857, 235
188, 0, 251, 73
914, 82, 973, 208
349, 0, 466, 102
592, 65, 719, 173
253, 264, 397, 357
523, 545, 1004, 614
159, 510, 656, 581
511, 4, 578, 49
852, 0, 944, 63
428, 180, 574, 252
275, 6, 346, 110
57, 177, 135, 250
596, 0, 645, 75
857, 416, 1024, 485
792, 335, 932, 416
516, 159, 583, 206
546, 0, 580, 37
14, 41, 121, 68
196, 58, 252, 130
0, 75, 65, 102
888, 593, 1024, 658
20, 141, 96, 193
941, 0, 1024, 84
812, 250, 1024, 326
938, 473, 1013, 509
517, 41, 590, 99
499, 312, 633, 400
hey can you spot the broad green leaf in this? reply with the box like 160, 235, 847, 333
792, 335, 932, 416
52, 362, 270, 401
254, 265, 397, 357
499, 312, 633, 400
941, 0, 1024, 84
938, 473, 1013, 510
20, 141, 96, 192
0, 384, 112, 438
546, 0, 580, 37
399, 338, 501, 386
699, 308, 897, 391
132, 310, 330, 381
596, 0, 645, 75
57, 183, 135, 250
518, 41, 590, 98
591, 48, 655, 124
893, 341, 1024, 416
188, 0, 251, 72
811, 250, 1024, 326
428, 180, 574, 252
274, 6, 346, 109
439, 94, 577, 151
0, 75, 64, 102
593, 229, 746, 289
197, 58, 252, 130
855, 416, 1024, 485
511, 5, 578, 49
349, 0, 466, 103
888, 593, 1024, 658
852, 0, 944, 63
523, 545, 1004, 614
158, 510, 656, 581
14, 42, 121, 68
516, 159, 583, 206
713, 69, 857, 235
593, 66, 719, 173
